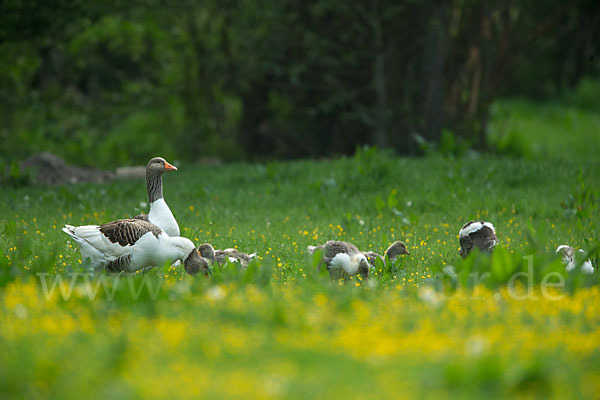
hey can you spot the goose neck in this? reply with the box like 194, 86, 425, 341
146, 170, 163, 203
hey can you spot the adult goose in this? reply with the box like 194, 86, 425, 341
134, 157, 180, 237
459, 221, 498, 258
198, 243, 257, 269
62, 218, 209, 276
363, 241, 411, 267
308, 240, 370, 280
556, 245, 594, 274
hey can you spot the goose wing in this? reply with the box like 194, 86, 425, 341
99, 218, 163, 246
323, 241, 360, 258
64, 219, 162, 259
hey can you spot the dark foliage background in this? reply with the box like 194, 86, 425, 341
1, 0, 598, 166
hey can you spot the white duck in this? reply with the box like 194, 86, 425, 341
556, 245, 594, 274
62, 218, 209, 276
135, 157, 180, 237
308, 240, 370, 280
198, 243, 257, 269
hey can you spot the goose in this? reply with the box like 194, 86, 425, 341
62, 218, 209, 276
308, 240, 370, 280
459, 221, 498, 258
362, 241, 410, 269
198, 243, 257, 269
134, 157, 180, 237
385, 240, 410, 262
556, 245, 594, 274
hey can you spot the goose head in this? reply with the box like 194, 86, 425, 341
146, 157, 177, 203
147, 157, 177, 175
184, 248, 211, 276
356, 253, 370, 279
172, 237, 210, 276
198, 243, 216, 262
385, 241, 410, 261
307, 245, 322, 256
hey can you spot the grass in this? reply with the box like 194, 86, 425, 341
1, 97, 599, 399
488, 97, 600, 161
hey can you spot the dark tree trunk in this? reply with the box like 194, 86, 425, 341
476, 7, 493, 149
372, 0, 388, 149
421, 2, 447, 142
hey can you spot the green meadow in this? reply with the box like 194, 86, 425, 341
1, 98, 599, 399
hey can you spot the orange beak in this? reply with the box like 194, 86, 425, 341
164, 161, 178, 171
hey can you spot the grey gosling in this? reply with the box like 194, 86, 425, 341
307, 240, 370, 280
198, 243, 257, 269
459, 221, 498, 258
362, 241, 410, 268
556, 245, 594, 274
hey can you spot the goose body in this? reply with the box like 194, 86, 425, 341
198, 243, 257, 269
147, 198, 179, 237
308, 240, 370, 279
135, 157, 180, 237
556, 245, 594, 274
62, 219, 208, 275
362, 251, 384, 267
459, 221, 498, 258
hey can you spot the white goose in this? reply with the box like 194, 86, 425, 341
308, 240, 370, 279
62, 218, 209, 276
135, 157, 180, 237
198, 243, 257, 269
556, 245, 595, 274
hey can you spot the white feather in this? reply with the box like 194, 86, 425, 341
64, 225, 139, 258
329, 253, 353, 273
482, 222, 496, 233
63, 224, 193, 272
329, 253, 367, 276
577, 249, 595, 274
62, 225, 110, 269
581, 259, 595, 274
566, 259, 595, 274
459, 221, 496, 237
148, 198, 180, 237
